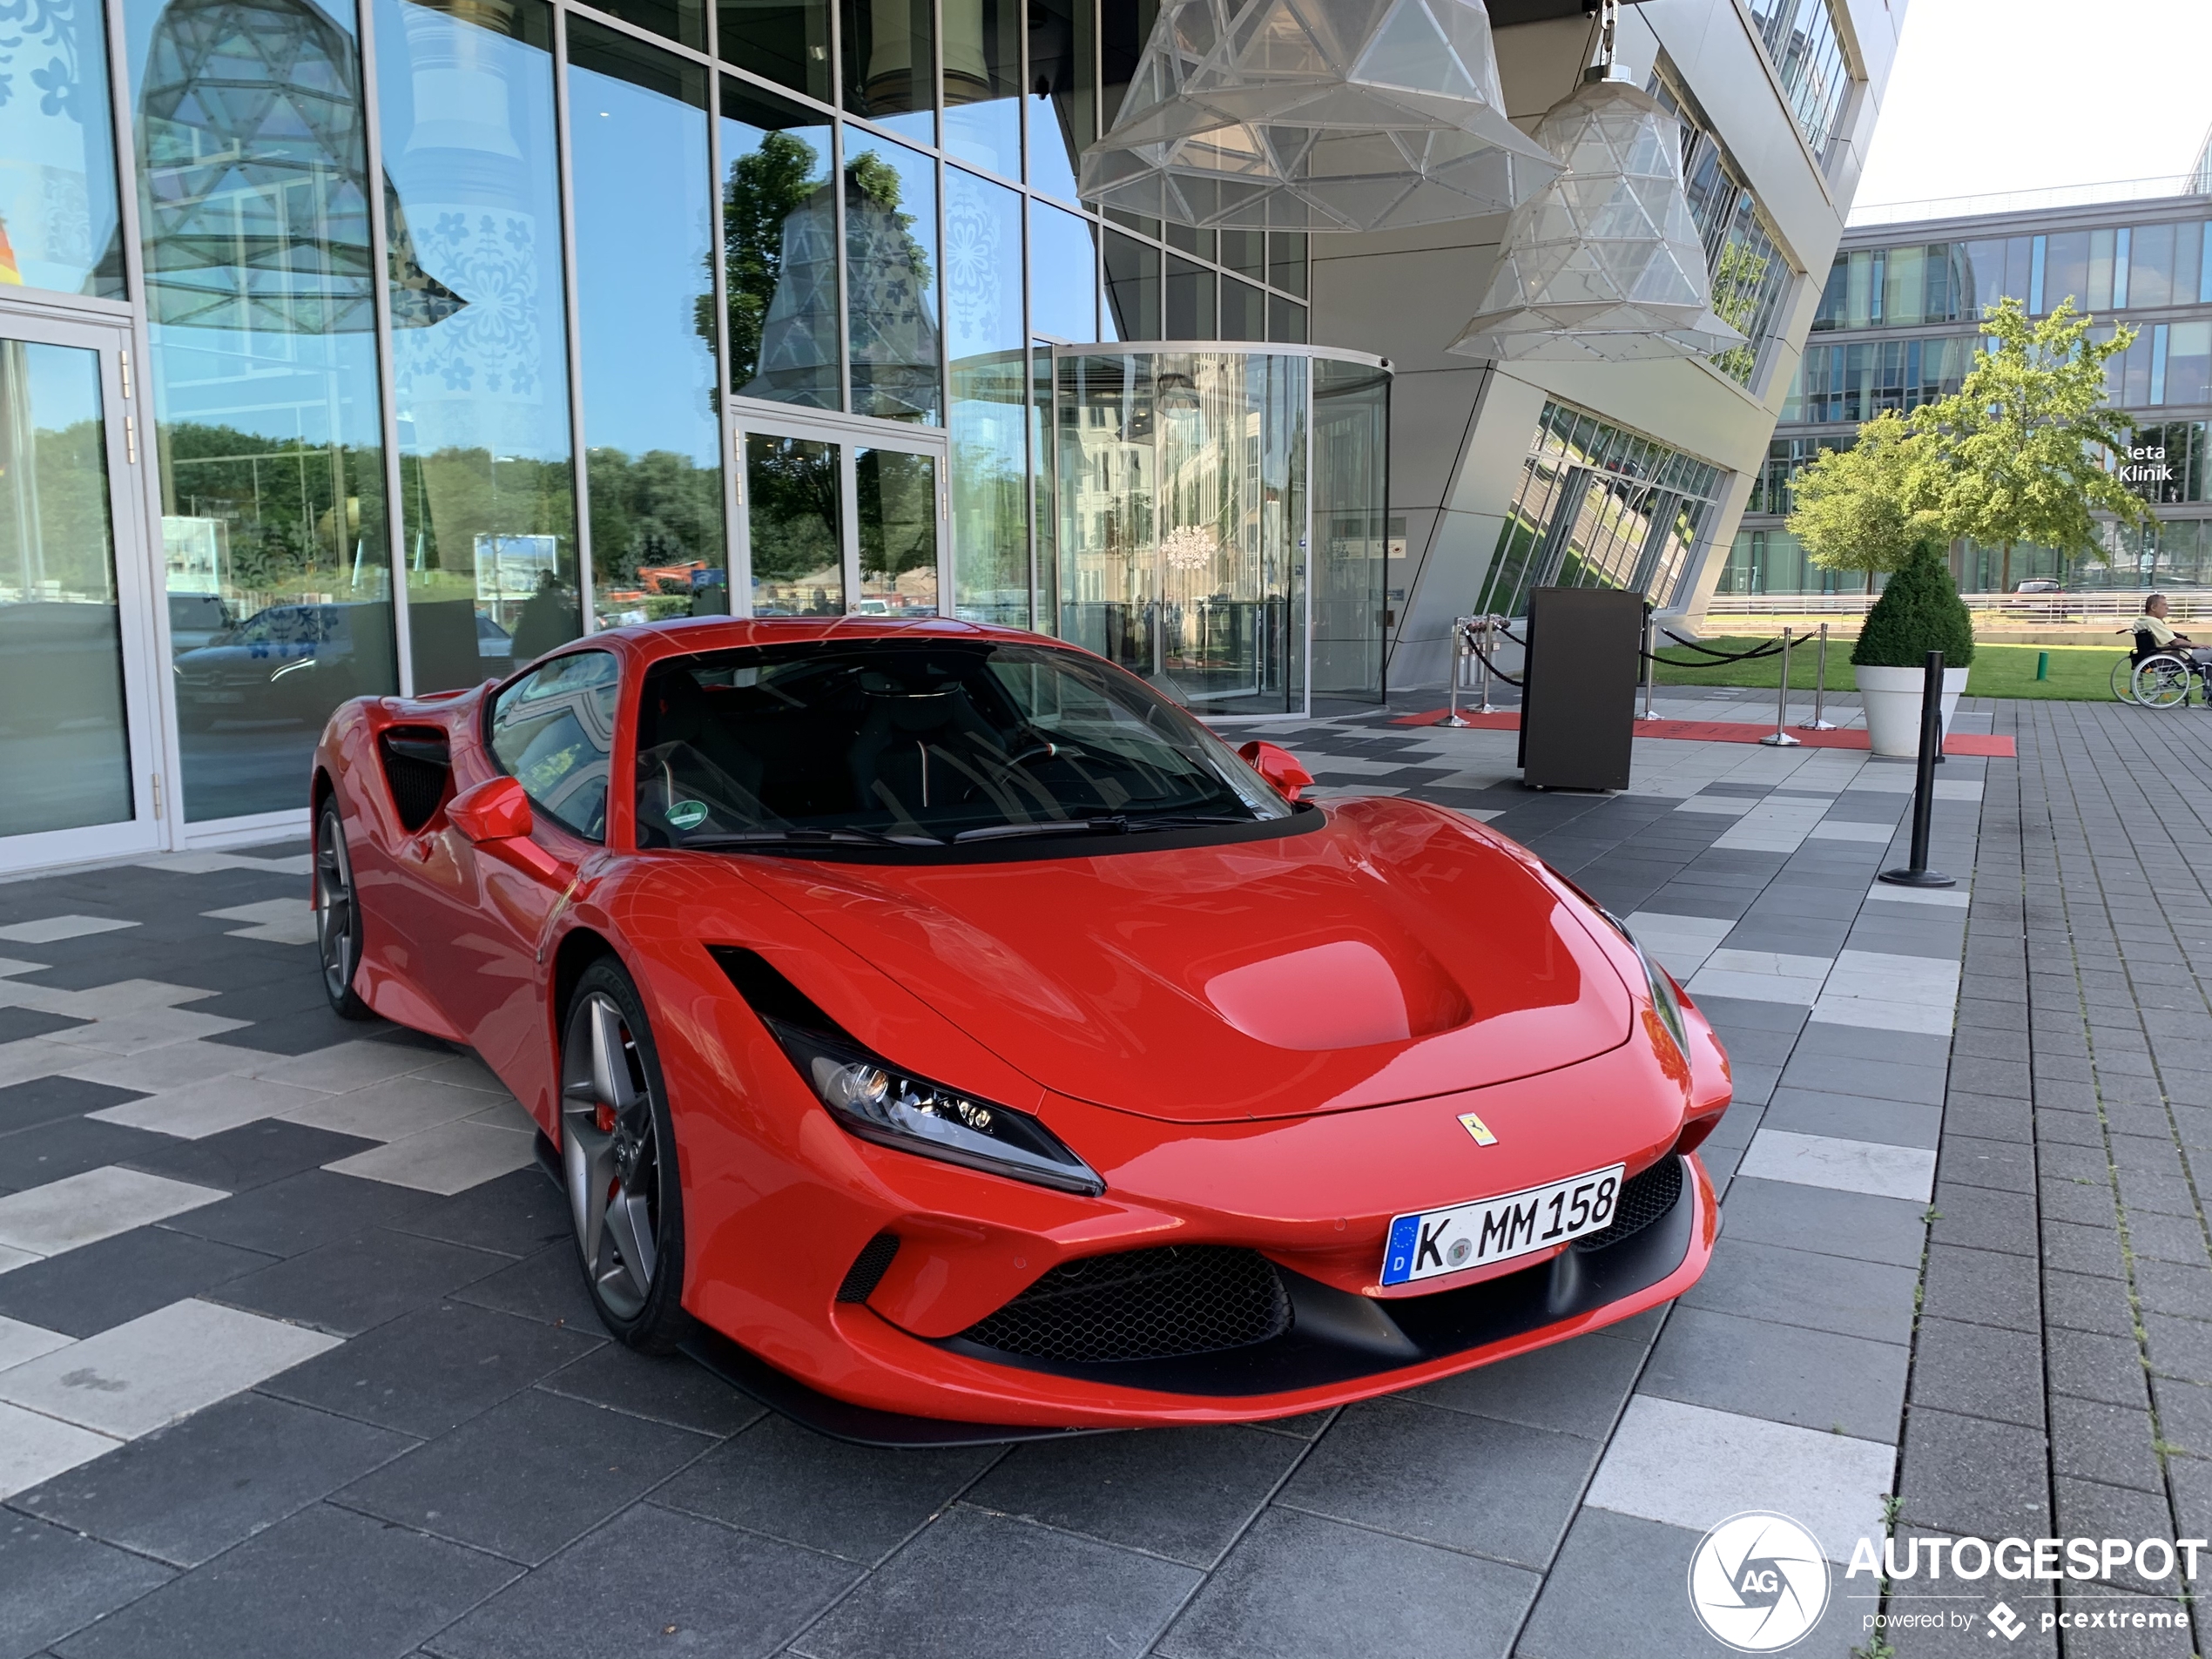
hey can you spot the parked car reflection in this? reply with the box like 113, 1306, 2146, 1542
167, 592, 236, 653
172, 601, 395, 726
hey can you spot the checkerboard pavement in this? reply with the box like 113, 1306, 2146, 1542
0, 685, 2077, 1659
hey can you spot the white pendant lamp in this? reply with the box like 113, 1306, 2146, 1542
1076, 0, 1562, 233
1448, 3, 1745, 361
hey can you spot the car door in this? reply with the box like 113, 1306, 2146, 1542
426, 651, 623, 1099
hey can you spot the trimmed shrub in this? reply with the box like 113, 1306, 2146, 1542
1851, 541, 1974, 668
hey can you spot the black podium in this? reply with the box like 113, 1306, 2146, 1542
1517, 587, 1642, 792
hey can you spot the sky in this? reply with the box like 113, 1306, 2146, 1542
1854, 0, 2212, 212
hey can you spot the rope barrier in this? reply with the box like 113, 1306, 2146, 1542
1467, 634, 1523, 687
1651, 628, 1786, 664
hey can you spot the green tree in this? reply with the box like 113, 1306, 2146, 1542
1786, 414, 1939, 592
1909, 297, 2148, 591
701, 130, 826, 393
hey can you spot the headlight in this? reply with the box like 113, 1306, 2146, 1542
765, 1020, 1105, 1197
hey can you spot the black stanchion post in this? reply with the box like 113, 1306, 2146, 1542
1878, 649, 1956, 889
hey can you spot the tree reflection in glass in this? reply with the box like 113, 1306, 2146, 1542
719, 82, 838, 411
745, 432, 841, 616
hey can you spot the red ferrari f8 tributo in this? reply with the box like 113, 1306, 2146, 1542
310, 617, 1728, 1435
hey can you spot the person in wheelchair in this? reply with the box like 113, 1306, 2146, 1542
2129, 594, 2212, 707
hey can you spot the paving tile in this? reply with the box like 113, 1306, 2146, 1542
0, 1514, 173, 1659
2044, 1269, 2141, 1339
435, 1500, 859, 1659
1276, 1395, 1595, 1568
1685, 949, 1831, 1006
119, 1120, 377, 1194
335, 1386, 713, 1565
1642, 1305, 1908, 1442
656, 1412, 1001, 1565
1897, 1406, 2052, 1539
246, 1041, 447, 1096
0, 917, 138, 945
1518, 1506, 1859, 1659
9, 1392, 414, 1568
452, 1243, 601, 1331
0, 1076, 144, 1138
49, 1500, 519, 1659
277, 1074, 516, 1144
0, 1116, 181, 1191
1737, 1128, 1935, 1201
262, 1299, 604, 1439
532, 1344, 760, 1440
0, 1298, 341, 1440
1681, 1238, 1918, 1346
57, 1041, 277, 1097
0, 1399, 120, 1501
385, 1169, 570, 1261
1919, 1244, 2040, 1333
1716, 1177, 1927, 1269
1404, 1326, 1648, 1437
1910, 1317, 2046, 1428
325, 1121, 537, 1196
1157, 1505, 1534, 1659
206, 1229, 511, 1338
792, 1505, 1197, 1659
158, 1170, 435, 1258
1758, 1085, 1941, 1150
0, 1167, 226, 1259
85, 1076, 332, 1142
0, 1226, 277, 1339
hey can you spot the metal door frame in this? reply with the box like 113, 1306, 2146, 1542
0, 301, 167, 874
725, 404, 949, 619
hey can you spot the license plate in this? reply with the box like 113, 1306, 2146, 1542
1379, 1164, 1627, 1286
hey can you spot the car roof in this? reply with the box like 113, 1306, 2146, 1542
587, 615, 1082, 671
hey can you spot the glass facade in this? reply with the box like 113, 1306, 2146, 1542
1743, 0, 1851, 158
1815, 219, 2212, 330
1481, 401, 1723, 619
0, 0, 1356, 851
1649, 65, 1797, 391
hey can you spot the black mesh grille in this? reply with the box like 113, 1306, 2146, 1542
1575, 1155, 1683, 1251
960, 1246, 1291, 1364
378, 729, 450, 832
836, 1231, 900, 1304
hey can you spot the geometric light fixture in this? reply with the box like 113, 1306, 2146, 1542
1077, 0, 1564, 233
1447, 4, 1745, 361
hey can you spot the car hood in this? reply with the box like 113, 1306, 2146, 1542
728, 799, 1634, 1123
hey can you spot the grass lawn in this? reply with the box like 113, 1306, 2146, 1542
1651, 637, 2125, 701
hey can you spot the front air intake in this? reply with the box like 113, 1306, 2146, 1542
836, 1231, 901, 1304
1574, 1154, 1683, 1252
958, 1244, 1291, 1365
378, 727, 450, 832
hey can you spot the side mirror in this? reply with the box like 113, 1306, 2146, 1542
448, 775, 533, 844
1237, 739, 1314, 803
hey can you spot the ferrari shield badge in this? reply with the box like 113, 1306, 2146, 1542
1457, 1112, 1498, 1146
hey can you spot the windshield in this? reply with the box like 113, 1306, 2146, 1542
633, 638, 1292, 850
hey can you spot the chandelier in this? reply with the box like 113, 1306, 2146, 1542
1447, 3, 1744, 361
1077, 0, 1562, 233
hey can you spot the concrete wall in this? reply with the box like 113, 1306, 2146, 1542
1310, 0, 1906, 687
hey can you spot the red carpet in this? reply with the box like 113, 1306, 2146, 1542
1389, 708, 2016, 758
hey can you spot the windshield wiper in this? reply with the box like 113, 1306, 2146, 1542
950, 812, 1253, 843
682, 826, 941, 849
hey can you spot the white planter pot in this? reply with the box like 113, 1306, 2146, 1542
1856, 664, 1971, 759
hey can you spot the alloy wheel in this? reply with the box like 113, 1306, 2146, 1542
560, 991, 662, 1319
314, 808, 357, 1003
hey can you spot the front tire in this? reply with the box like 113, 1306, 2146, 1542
560, 960, 688, 1352
314, 799, 374, 1020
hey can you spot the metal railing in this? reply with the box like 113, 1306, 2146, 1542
1702, 591, 2210, 626
1848, 174, 2209, 228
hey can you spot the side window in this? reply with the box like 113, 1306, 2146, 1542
487, 651, 622, 842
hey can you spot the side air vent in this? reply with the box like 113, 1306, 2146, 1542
836, 1231, 901, 1304
1574, 1154, 1683, 1252
709, 945, 836, 1033
959, 1245, 1291, 1365
378, 727, 451, 833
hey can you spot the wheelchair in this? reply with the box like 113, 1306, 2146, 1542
2112, 627, 2212, 709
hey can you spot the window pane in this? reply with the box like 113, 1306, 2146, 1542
130, 0, 399, 818
1218, 229, 1264, 282
2043, 231, 2088, 314
1028, 199, 1096, 341
856, 447, 938, 613
1024, 0, 1089, 205
593, 0, 704, 51
1219, 275, 1264, 341
1267, 293, 1305, 343
941, 0, 1019, 178
1098, 0, 1157, 132
947, 166, 1024, 625
570, 23, 724, 635
846, 131, 941, 422
1164, 254, 1212, 338
0, 339, 133, 835
1268, 232, 1307, 298
718, 0, 831, 102
488, 650, 619, 839
840, 0, 934, 145
1164, 221, 1213, 262
0, 0, 123, 297
1103, 230, 1158, 340
745, 432, 841, 613
2169, 320, 2212, 408
2129, 222, 2175, 310
721, 79, 839, 412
